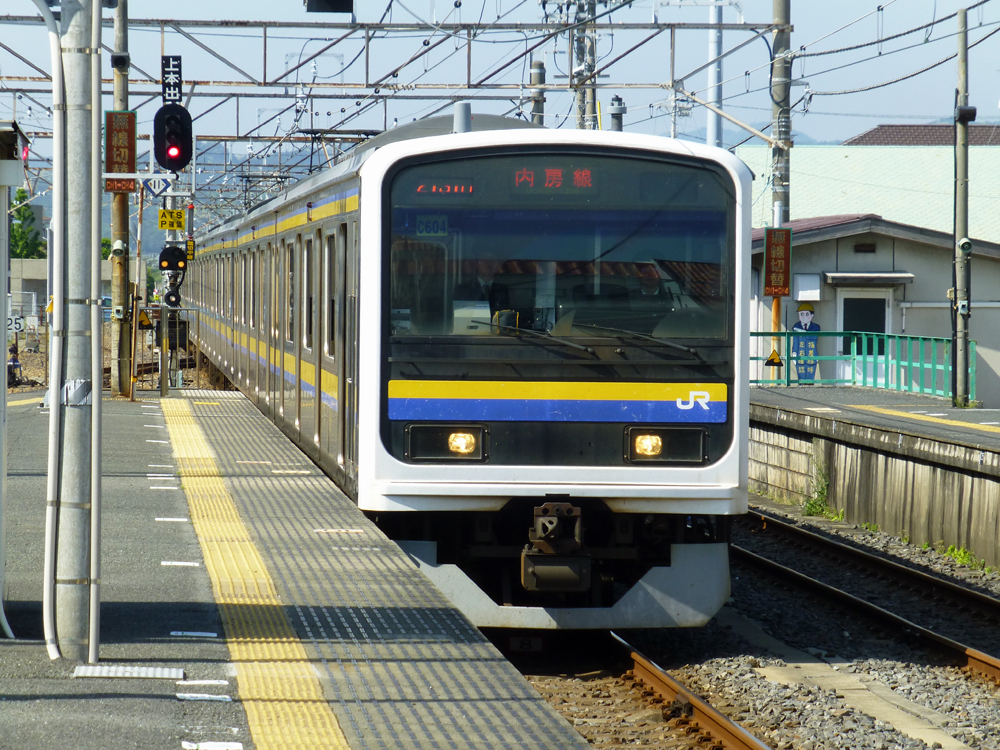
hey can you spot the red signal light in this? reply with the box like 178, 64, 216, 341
167, 145, 180, 158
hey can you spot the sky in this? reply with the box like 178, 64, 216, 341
3, 0, 999, 147
2, 0, 1000, 230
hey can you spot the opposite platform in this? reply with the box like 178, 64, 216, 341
0, 391, 588, 750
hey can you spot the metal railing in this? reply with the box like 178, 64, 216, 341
750, 330, 975, 400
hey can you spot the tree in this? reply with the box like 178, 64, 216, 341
102, 238, 112, 260
10, 188, 44, 259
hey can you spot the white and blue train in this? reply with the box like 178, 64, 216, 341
190, 113, 752, 629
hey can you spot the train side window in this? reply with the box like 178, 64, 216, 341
286, 240, 295, 343
303, 238, 313, 350
249, 250, 256, 330
324, 233, 334, 358
240, 255, 246, 325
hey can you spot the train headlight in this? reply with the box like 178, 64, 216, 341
625, 426, 708, 464
447, 432, 477, 455
633, 433, 663, 457
406, 424, 486, 461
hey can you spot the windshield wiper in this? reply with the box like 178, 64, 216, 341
471, 320, 595, 354
573, 323, 702, 358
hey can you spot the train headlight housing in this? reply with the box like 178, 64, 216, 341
633, 433, 663, 457
406, 424, 487, 461
447, 431, 477, 455
625, 426, 708, 464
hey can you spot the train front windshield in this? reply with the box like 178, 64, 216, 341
386, 149, 736, 355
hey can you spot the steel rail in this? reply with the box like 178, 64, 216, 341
611, 633, 772, 750
746, 509, 1000, 617
731, 545, 1000, 684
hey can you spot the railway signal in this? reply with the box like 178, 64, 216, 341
152, 103, 192, 172
158, 245, 187, 273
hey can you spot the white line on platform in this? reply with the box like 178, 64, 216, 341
909, 410, 928, 414
178, 680, 229, 686
144, 424, 166, 428
150, 486, 179, 490
980, 422, 1000, 425
149, 464, 174, 468
147, 439, 170, 444
171, 631, 218, 638
236, 460, 272, 465
315, 529, 364, 534
155, 518, 190, 523
162, 561, 200, 567
926, 413, 947, 416
272, 470, 311, 474
177, 693, 233, 702
181, 741, 243, 750
148, 473, 175, 478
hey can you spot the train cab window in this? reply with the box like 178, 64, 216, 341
303, 238, 313, 350
386, 151, 734, 342
286, 241, 295, 343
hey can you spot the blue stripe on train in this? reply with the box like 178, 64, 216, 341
388, 398, 727, 423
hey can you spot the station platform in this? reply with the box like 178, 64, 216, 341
0, 390, 588, 750
750, 384, 1000, 454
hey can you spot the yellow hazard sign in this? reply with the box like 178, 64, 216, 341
158, 209, 185, 231
137, 310, 154, 330
764, 349, 783, 367
45, 297, 53, 313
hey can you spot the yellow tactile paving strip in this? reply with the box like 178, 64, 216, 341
161, 398, 350, 750
848, 404, 1000, 435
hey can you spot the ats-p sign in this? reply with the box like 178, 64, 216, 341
764, 227, 792, 297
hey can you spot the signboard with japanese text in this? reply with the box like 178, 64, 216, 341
764, 227, 792, 297
104, 110, 136, 193
186, 239, 196, 260
158, 209, 185, 231
161, 56, 182, 104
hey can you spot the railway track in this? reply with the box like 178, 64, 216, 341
517, 632, 770, 750
734, 510, 1000, 684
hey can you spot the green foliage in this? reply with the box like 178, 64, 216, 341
802, 466, 843, 520
860, 522, 880, 533
9, 188, 45, 258
943, 544, 990, 571
101, 238, 112, 260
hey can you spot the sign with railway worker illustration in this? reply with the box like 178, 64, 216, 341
792, 302, 820, 381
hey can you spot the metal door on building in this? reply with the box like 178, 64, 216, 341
836, 289, 891, 385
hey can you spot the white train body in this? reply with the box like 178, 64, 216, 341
192, 116, 752, 629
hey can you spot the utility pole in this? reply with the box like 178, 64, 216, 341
530, 59, 546, 126
110, 0, 130, 395
771, 0, 791, 226
953, 8, 975, 407
573, 0, 597, 129
706, 3, 723, 147
55, 0, 94, 662
770, 0, 791, 374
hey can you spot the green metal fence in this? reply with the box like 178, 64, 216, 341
750, 330, 976, 400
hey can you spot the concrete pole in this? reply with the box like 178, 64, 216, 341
584, 0, 597, 130
56, 0, 94, 662
954, 9, 972, 406
574, 2, 587, 129
110, 0, 130, 396
530, 59, 546, 126
770, 0, 791, 226
706, 4, 723, 147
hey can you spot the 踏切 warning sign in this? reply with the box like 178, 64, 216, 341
765, 349, 783, 367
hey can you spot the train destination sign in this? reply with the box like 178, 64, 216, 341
512, 166, 597, 194
764, 227, 792, 297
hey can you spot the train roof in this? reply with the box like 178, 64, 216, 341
353, 113, 541, 154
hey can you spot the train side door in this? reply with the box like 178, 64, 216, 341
333, 223, 347, 474
343, 220, 359, 483
271, 242, 282, 419
284, 237, 301, 440
299, 234, 317, 456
